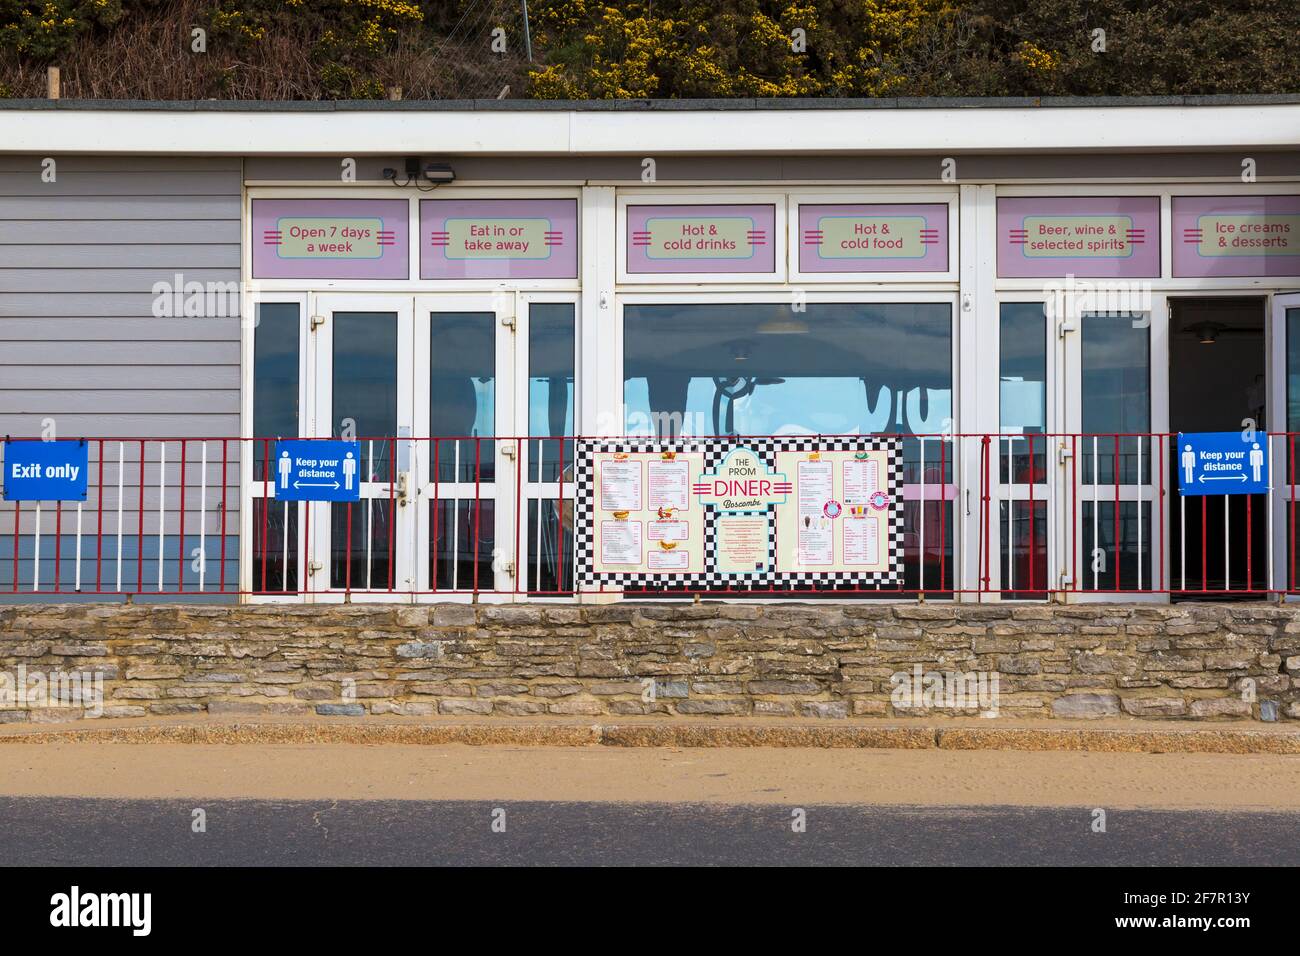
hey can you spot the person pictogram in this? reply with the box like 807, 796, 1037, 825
1249, 442, 1264, 483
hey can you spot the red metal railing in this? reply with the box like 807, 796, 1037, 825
1, 433, 1295, 600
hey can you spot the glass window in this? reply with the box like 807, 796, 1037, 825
333, 311, 398, 482
252, 302, 299, 475
998, 302, 1048, 596
623, 301, 954, 593
528, 303, 576, 482
623, 302, 951, 438
1081, 312, 1150, 484
1288, 307, 1300, 433
431, 312, 495, 483
999, 302, 1047, 474
527, 303, 575, 595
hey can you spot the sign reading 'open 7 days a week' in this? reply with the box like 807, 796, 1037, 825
1173, 196, 1300, 277
421, 199, 578, 279
252, 199, 409, 279
798, 203, 949, 273
574, 438, 903, 591
996, 196, 1161, 278
626, 204, 777, 274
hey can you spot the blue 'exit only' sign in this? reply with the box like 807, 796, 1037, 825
2, 440, 89, 501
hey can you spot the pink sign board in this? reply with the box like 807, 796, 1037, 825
798, 203, 948, 273
626, 204, 776, 274
1173, 195, 1300, 278
252, 199, 409, 279
421, 199, 577, 279
997, 196, 1160, 278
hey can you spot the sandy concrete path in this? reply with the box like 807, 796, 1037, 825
1, 742, 1297, 810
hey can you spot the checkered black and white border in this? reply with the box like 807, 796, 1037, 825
575, 437, 904, 591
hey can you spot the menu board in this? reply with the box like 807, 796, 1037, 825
575, 438, 902, 590
421, 199, 578, 279
798, 203, 948, 273
996, 196, 1160, 278
1172, 195, 1300, 278
588, 450, 708, 578
625, 204, 777, 274
252, 199, 409, 279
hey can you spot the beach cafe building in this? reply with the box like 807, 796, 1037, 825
1, 95, 1299, 606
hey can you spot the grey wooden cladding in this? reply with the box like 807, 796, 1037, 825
0, 267, 239, 293
0, 156, 244, 551
0, 219, 242, 245
0, 244, 239, 268
0, 319, 237, 342
0, 294, 241, 317
1, 341, 240, 364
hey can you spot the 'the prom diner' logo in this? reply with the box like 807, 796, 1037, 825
691, 448, 791, 512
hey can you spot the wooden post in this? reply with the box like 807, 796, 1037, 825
47, 66, 60, 100
388, 86, 402, 101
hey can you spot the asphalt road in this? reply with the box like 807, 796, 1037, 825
2, 797, 1297, 866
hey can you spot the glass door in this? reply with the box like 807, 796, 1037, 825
1271, 292, 1300, 593
996, 297, 1054, 598
413, 294, 517, 596
1059, 293, 1166, 598
309, 293, 415, 598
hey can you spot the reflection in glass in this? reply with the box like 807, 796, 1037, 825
431, 312, 495, 483
432, 498, 495, 591
1000, 500, 1047, 597
1081, 313, 1150, 484
333, 311, 397, 482
1287, 308, 1300, 434
529, 303, 576, 483
999, 302, 1047, 484
623, 301, 955, 595
329, 500, 394, 591
528, 498, 573, 593
253, 302, 299, 474
1082, 501, 1152, 591
252, 498, 298, 593
623, 302, 951, 438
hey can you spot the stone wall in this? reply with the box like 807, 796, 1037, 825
0, 602, 1297, 723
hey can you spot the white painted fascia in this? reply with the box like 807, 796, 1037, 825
0, 104, 1296, 155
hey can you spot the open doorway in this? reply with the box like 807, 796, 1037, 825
1168, 296, 1267, 595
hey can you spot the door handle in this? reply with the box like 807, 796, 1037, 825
396, 473, 409, 507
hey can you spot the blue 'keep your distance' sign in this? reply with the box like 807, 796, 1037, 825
273, 440, 362, 502
2, 439, 89, 501
1177, 432, 1269, 496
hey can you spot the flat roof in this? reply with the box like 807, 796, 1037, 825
1, 97, 1296, 156
2, 94, 1300, 110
